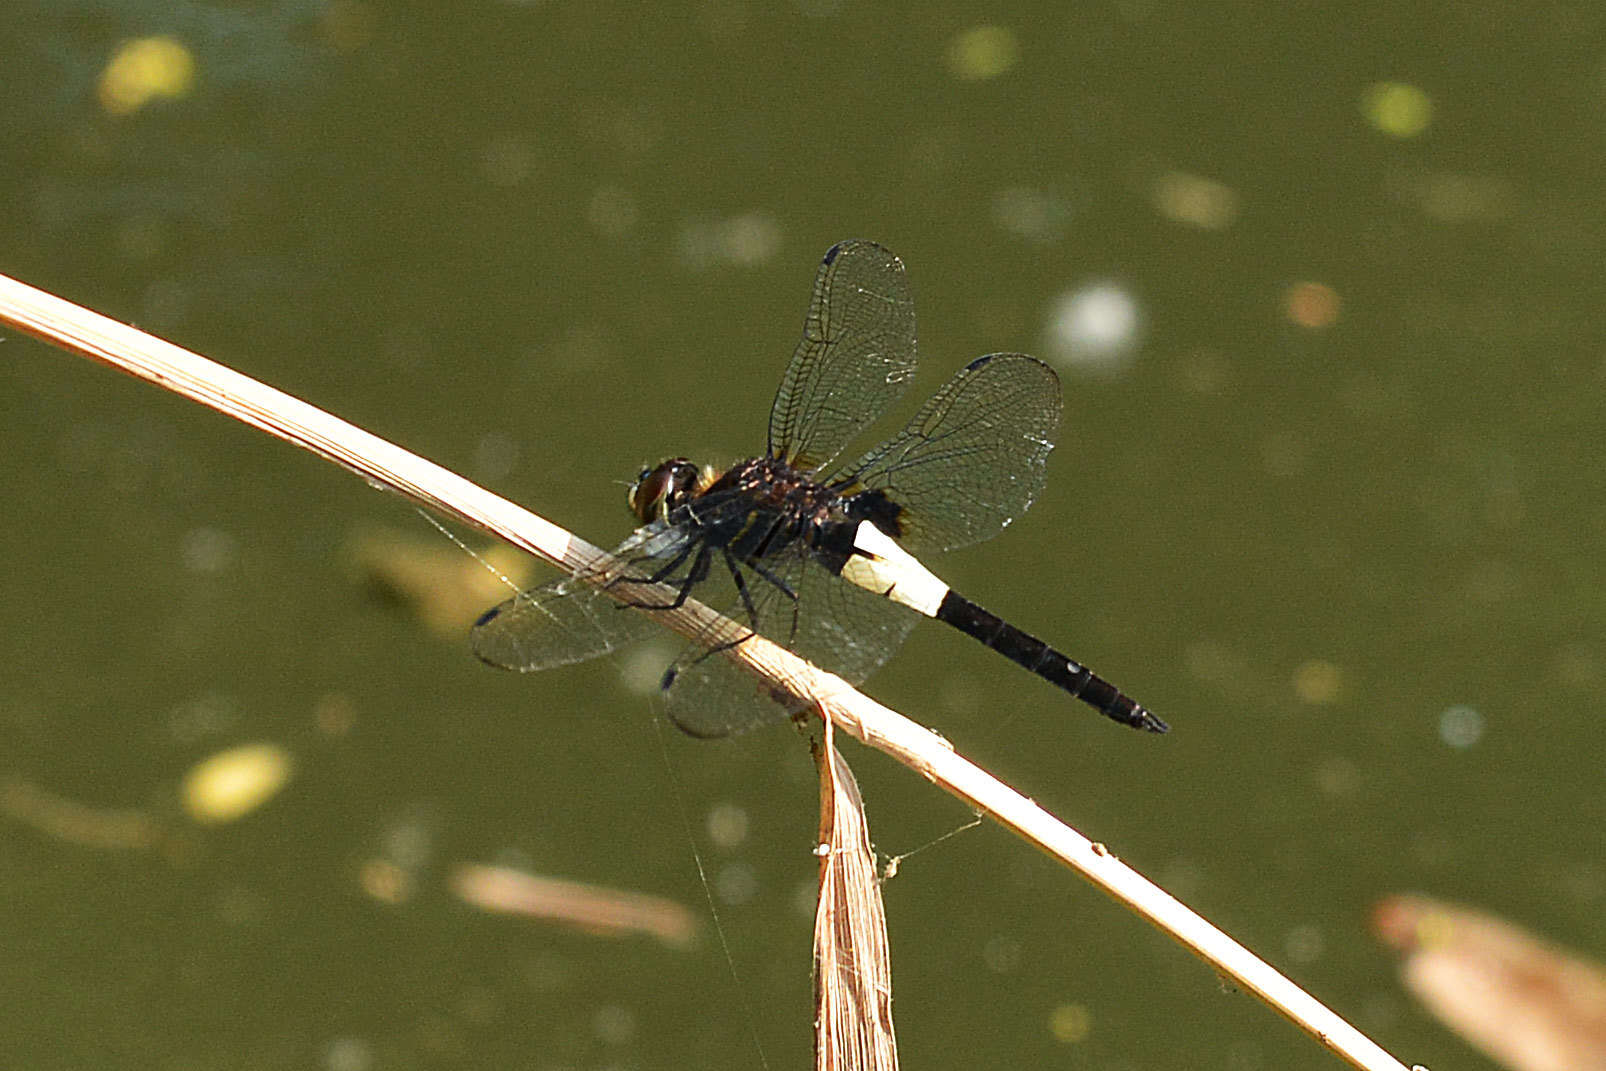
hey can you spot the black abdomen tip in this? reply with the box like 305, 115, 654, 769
1131, 707, 1169, 734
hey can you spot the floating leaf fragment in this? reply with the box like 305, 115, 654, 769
1, 776, 161, 851
450, 863, 699, 947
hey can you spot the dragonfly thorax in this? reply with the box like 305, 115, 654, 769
693, 455, 851, 563
712, 456, 838, 513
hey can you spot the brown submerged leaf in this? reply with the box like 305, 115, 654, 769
1373, 893, 1606, 1071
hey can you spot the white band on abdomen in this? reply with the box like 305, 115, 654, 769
839, 522, 950, 618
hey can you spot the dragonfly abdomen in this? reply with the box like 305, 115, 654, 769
934, 592, 1169, 733
827, 521, 1167, 734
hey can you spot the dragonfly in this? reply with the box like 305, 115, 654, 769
472, 240, 1166, 738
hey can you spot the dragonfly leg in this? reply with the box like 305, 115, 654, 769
671, 550, 767, 665
606, 536, 700, 606
722, 548, 761, 628
744, 557, 799, 602
653, 543, 713, 611
741, 554, 802, 646
609, 542, 712, 611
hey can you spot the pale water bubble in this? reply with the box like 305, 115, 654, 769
472, 431, 519, 482
323, 1036, 373, 1071
945, 25, 1021, 81
982, 933, 1021, 973
592, 1004, 636, 1045
180, 526, 236, 574
617, 639, 676, 696
675, 212, 782, 269
714, 861, 758, 904
1284, 923, 1325, 964
718, 212, 781, 265
1291, 659, 1342, 704
704, 801, 749, 849
1152, 170, 1239, 230
141, 278, 190, 328
377, 803, 443, 872
587, 185, 639, 237
1048, 1003, 1092, 1043
1438, 705, 1484, 749
1042, 282, 1142, 374
791, 877, 818, 916
166, 691, 242, 743
990, 186, 1073, 244
477, 133, 536, 187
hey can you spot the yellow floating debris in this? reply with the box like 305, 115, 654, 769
350, 527, 534, 639
1292, 658, 1343, 703
1362, 81, 1432, 139
946, 25, 1021, 81
181, 742, 293, 825
99, 36, 196, 117
1153, 171, 1240, 231
1048, 1002, 1092, 1043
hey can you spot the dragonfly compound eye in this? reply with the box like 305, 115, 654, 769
628, 458, 696, 522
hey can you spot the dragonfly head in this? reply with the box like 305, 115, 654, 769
628, 458, 703, 523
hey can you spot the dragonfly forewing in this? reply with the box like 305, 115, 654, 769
470, 521, 703, 672
768, 239, 919, 475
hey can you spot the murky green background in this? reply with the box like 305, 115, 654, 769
4, 3, 1604, 1069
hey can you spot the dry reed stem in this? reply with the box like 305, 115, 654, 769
0, 271, 1417, 1071
813, 720, 899, 1071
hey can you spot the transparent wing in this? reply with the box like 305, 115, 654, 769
834, 353, 1061, 554
768, 240, 919, 474
470, 573, 653, 671
661, 544, 920, 738
469, 520, 705, 672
